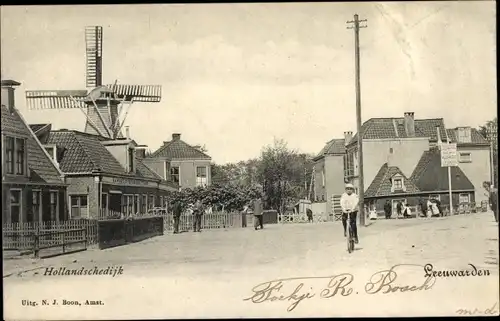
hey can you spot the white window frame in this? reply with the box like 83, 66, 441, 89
49, 190, 59, 222
457, 127, 472, 143
170, 166, 180, 184
70, 194, 89, 219
321, 169, 325, 187
43, 144, 58, 165
458, 152, 472, 163
141, 194, 147, 214
32, 189, 42, 222
101, 192, 108, 218
459, 193, 470, 204
196, 166, 208, 187
9, 188, 23, 224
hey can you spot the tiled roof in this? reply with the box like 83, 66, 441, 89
314, 139, 345, 160
365, 163, 420, 198
29, 124, 50, 134
446, 128, 490, 145
1, 105, 64, 185
150, 139, 211, 160
47, 130, 161, 181
410, 148, 475, 191
350, 118, 447, 145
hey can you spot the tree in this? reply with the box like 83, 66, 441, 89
479, 117, 498, 187
257, 139, 313, 213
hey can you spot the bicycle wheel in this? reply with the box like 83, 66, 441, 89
347, 227, 354, 253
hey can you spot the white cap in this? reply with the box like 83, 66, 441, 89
345, 183, 354, 189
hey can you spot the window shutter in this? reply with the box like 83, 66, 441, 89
59, 190, 66, 221
42, 190, 51, 222
27, 189, 34, 222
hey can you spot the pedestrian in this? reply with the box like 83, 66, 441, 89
340, 183, 359, 244
419, 198, 427, 218
172, 199, 182, 234
253, 197, 264, 230
193, 199, 203, 232
396, 201, 403, 219
483, 182, 498, 223
384, 200, 392, 219
241, 203, 251, 227
434, 198, 442, 217
306, 208, 313, 223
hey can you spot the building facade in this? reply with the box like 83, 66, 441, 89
2, 80, 68, 224
145, 133, 212, 190
31, 127, 178, 219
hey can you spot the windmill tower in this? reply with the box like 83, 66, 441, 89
25, 26, 162, 139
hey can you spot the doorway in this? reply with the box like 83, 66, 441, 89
391, 198, 406, 218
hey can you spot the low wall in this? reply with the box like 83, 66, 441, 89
97, 217, 164, 250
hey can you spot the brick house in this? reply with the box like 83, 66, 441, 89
312, 136, 347, 215
145, 133, 212, 190
2, 80, 68, 224
446, 126, 492, 204
31, 127, 178, 219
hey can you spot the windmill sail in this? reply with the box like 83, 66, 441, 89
25, 90, 88, 109
106, 84, 162, 102
85, 26, 103, 88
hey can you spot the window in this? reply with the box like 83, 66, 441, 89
4, 137, 27, 175
458, 152, 472, 163
141, 195, 147, 214
15, 138, 25, 175
101, 193, 108, 217
70, 195, 88, 219
10, 190, 21, 223
49, 191, 58, 221
389, 147, 394, 154
5, 137, 14, 174
134, 195, 139, 214
321, 169, 325, 187
393, 178, 403, 190
196, 166, 208, 187
457, 127, 472, 143
148, 194, 155, 209
459, 193, 470, 204
30, 190, 42, 222
171, 166, 180, 184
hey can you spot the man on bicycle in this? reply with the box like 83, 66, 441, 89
341, 183, 359, 244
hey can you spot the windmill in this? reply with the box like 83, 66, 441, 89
25, 26, 162, 139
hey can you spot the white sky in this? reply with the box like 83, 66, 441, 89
1, 2, 496, 164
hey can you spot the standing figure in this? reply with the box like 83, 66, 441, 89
340, 183, 359, 244
172, 199, 182, 234
306, 208, 313, 223
418, 198, 427, 218
396, 201, 403, 219
483, 181, 498, 223
384, 200, 392, 219
193, 199, 204, 232
253, 197, 264, 230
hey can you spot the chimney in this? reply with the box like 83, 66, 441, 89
436, 126, 443, 146
172, 133, 181, 141
125, 126, 130, 140
1, 80, 21, 113
404, 112, 415, 137
344, 131, 353, 145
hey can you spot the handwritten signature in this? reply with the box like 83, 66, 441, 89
244, 264, 436, 312
456, 302, 499, 316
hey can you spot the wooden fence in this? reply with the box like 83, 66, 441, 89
3, 219, 98, 255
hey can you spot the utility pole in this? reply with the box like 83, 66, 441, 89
347, 14, 367, 227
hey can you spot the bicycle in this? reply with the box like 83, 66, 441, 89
346, 211, 355, 253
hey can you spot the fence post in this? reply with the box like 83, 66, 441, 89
84, 227, 87, 250
34, 225, 40, 258
62, 229, 66, 254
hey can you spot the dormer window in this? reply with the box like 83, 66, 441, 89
43, 144, 59, 165
4, 136, 27, 176
457, 127, 472, 143
391, 174, 406, 192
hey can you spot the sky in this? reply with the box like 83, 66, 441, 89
1, 2, 496, 164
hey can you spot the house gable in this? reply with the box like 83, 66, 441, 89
365, 163, 420, 198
